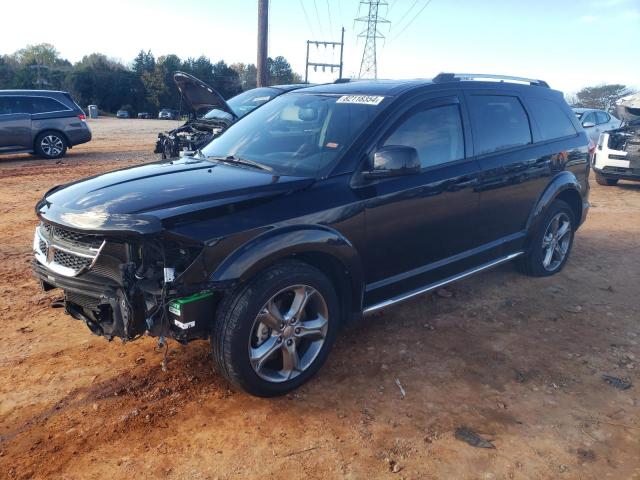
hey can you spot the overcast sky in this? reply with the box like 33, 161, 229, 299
2, 0, 639, 94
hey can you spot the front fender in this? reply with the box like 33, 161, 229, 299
210, 224, 364, 299
526, 171, 585, 232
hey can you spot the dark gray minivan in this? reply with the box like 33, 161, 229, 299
0, 90, 92, 159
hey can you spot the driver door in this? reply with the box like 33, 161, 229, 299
359, 95, 483, 306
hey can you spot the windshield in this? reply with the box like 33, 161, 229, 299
201, 93, 382, 177
226, 87, 282, 118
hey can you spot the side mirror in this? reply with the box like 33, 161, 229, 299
364, 145, 421, 179
582, 121, 596, 128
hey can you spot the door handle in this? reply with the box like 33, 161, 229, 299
446, 177, 478, 192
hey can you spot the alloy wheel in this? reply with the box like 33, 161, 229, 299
541, 212, 572, 271
41, 135, 64, 157
248, 284, 329, 383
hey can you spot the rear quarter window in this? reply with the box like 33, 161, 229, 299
467, 95, 532, 156
527, 98, 577, 141
30, 97, 70, 114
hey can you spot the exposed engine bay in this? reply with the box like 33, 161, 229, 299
32, 219, 220, 344
154, 71, 236, 159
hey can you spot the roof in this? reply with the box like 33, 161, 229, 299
572, 107, 603, 113
270, 84, 310, 92
296, 79, 433, 97
0, 89, 68, 96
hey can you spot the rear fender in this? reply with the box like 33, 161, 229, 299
525, 171, 585, 240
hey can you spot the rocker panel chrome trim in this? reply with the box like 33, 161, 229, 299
363, 251, 524, 314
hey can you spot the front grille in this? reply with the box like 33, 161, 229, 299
51, 226, 103, 249
53, 250, 93, 270
34, 222, 107, 277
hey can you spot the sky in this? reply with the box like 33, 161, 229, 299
2, 0, 639, 94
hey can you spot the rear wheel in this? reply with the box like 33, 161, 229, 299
211, 260, 339, 397
35, 131, 67, 159
516, 200, 575, 277
595, 172, 618, 186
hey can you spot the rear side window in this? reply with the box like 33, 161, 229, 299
383, 104, 465, 168
0, 96, 32, 115
468, 95, 532, 155
595, 111, 610, 124
527, 98, 577, 140
31, 97, 70, 114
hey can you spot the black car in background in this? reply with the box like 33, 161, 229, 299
154, 71, 307, 158
32, 74, 590, 396
0, 90, 91, 159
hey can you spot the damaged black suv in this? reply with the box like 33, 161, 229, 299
33, 74, 590, 396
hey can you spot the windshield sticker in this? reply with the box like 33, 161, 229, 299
326, 142, 339, 148
251, 96, 271, 101
336, 95, 385, 106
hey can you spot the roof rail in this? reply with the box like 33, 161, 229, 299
433, 73, 549, 88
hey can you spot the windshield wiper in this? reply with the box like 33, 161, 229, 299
204, 155, 273, 172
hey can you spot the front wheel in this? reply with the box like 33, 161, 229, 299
516, 200, 575, 277
211, 260, 339, 397
595, 172, 618, 186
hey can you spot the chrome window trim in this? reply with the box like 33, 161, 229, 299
0, 94, 74, 116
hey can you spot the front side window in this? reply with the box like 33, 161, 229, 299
468, 95, 532, 155
582, 112, 596, 125
201, 93, 381, 177
528, 98, 577, 140
383, 104, 465, 168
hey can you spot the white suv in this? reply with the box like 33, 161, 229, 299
593, 118, 640, 186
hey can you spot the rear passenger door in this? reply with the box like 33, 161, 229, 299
465, 92, 542, 255
0, 96, 32, 150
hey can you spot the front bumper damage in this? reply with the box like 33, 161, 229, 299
594, 123, 640, 181
31, 221, 225, 343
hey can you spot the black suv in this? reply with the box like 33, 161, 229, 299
32, 74, 590, 396
0, 90, 91, 158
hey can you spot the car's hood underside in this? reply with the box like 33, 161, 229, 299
173, 71, 235, 118
36, 158, 313, 235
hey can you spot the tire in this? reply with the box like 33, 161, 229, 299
595, 172, 618, 186
35, 131, 67, 159
516, 199, 576, 277
211, 260, 340, 397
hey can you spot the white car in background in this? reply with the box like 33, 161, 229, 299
573, 108, 622, 143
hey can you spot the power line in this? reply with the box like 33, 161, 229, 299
299, 0, 317, 38
313, 0, 325, 37
326, 0, 333, 34
392, 0, 433, 40
392, 0, 419, 32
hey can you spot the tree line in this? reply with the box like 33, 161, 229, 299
0, 43, 302, 115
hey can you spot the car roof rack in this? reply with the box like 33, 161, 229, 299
433, 72, 550, 88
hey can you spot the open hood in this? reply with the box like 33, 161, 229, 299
615, 93, 640, 123
173, 71, 235, 118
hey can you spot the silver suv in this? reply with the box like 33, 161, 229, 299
573, 107, 622, 144
0, 90, 92, 159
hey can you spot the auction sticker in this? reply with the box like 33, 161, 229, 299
336, 95, 385, 106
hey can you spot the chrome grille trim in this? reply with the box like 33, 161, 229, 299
33, 225, 106, 277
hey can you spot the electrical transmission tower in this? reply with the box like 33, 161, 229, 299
355, 0, 389, 79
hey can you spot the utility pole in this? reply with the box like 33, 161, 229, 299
257, 0, 269, 87
305, 27, 345, 83
355, 0, 389, 79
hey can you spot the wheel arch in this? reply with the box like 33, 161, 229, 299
210, 225, 365, 322
34, 128, 70, 151
526, 171, 584, 236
